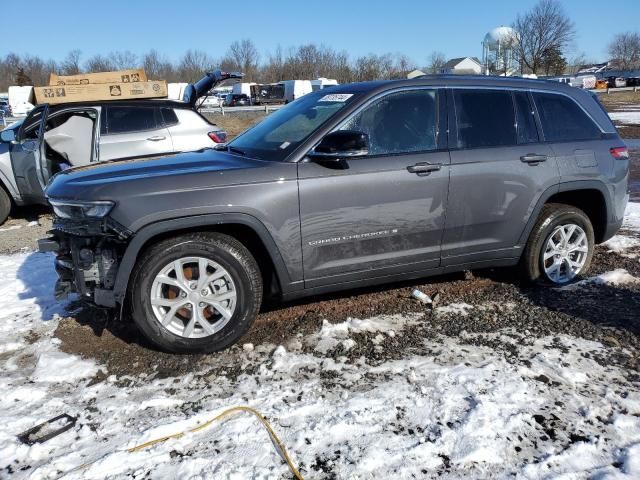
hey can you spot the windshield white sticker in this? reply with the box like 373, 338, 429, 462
279, 141, 291, 149
318, 93, 353, 102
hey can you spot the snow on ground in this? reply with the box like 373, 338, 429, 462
623, 201, 640, 231
609, 111, 640, 124
1, 205, 640, 479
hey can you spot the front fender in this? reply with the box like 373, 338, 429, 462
112, 213, 301, 305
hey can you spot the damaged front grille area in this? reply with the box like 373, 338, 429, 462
42, 216, 131, 307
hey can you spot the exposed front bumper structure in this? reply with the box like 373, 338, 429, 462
39, 217, 131, 308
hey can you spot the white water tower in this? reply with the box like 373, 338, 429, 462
482, 26, 518, 76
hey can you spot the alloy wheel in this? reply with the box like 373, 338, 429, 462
150, 256, 237, 338
542, 223, 589, 284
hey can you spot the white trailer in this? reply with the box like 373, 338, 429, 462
167, 82, 189, 100
311, 78, 338, 92
8, 86, 34, 116
279, 80, 312, 103
232, 82, 255, 97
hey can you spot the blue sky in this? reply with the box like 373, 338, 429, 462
3, 0, 639, 65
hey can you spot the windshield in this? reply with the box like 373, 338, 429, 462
228, 91, 359, 161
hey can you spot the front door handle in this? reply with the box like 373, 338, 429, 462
407, 162, 442, 176
146, 136, 166, 142
520, 154, 547, 164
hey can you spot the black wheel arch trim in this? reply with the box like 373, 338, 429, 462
517, 180, 613, 248
112, 213, 293, 304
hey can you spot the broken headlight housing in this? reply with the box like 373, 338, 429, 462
49, 199, 114, 220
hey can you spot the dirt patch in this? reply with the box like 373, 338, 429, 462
618, 125, 640, 139
598, 91, 640, 110
0, 207, 51, 255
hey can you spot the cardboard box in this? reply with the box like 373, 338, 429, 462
49, 69, 147, 86
34, 81, 167, 105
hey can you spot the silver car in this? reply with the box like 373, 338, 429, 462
0, 71, 241, 225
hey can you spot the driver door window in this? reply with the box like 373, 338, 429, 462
340, 89, 439, 155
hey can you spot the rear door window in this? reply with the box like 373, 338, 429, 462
532, 92, 601, 142
513, 91, 539, 144
341, 89, 439, 155
161, 107, 179, 127
105, 106, 159, 134
453, 90, 516, 149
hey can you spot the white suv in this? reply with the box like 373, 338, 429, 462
0, 71, 242, 224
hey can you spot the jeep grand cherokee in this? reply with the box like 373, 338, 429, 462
39, 75, 629, 353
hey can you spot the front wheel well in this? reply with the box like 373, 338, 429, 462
132, 223, 281, 300
545, 189, 608, 243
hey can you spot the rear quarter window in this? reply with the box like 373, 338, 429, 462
161, 107, 179, 127
533, 92, 601, 142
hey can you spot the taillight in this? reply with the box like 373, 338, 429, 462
610, 146, 629, 160
208, 131, 227, 143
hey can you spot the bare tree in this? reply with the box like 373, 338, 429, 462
513, 0, 575, 74
177, 50, 215, 83
608, 32, 640, 71
427, 51, 446, 74
352, 53, 395, 81
391, 54, 416, 78
108, 50, 138, 70
227, 39, 260, 81
60, 50, 82, 75
141, 50, 176, 81
85, 54, 115, 73
261, 45, 284, 83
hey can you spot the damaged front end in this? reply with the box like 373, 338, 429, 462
38, 200, 131, 308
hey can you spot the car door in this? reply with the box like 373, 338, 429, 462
298, 88, 450, 287
441, 89, 557, 266
9, 104, 49, 204
99, 105, 173, 161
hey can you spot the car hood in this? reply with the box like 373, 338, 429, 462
45, 148, 277, 200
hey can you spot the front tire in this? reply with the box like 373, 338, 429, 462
130, 232, 262, 354
520, 203, 594, 286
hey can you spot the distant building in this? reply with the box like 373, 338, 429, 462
441, 57, 483, 75
406, 69, 426, 79
577, 62, 609, 74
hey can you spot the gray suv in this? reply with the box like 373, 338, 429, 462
39, 75, 629, 353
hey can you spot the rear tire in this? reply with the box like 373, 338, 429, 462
0, 186, 11, 226
520, 203, 594, 286
130, 232, 262, 354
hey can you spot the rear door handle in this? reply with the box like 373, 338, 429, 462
407, 162, 442, 176
146, 136, 166, 142
520, 154, 547, 164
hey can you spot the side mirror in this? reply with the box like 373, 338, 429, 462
309, 130, 369, 160
0, 128, 16, 143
